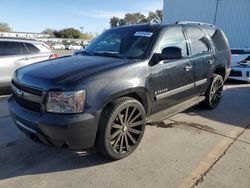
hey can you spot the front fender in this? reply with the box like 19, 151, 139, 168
85, 78, 152, 116
99, 86, 152, 113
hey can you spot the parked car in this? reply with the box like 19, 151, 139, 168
42, 41, 53, 50
65, 44, 83, 50
83, 40, 90, 46
52, 43, 65, 50
229, 48, 250, 82
8, 22, 231, 160
0, 38, 58, 91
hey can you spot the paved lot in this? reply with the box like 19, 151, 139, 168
0, 83, 249, 188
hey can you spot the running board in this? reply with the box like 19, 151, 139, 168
147, 96, 206, 123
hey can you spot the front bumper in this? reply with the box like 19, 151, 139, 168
228, 67, 250, 82
8, 96, 101, 150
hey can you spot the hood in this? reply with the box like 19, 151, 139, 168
15, 55, 131, 90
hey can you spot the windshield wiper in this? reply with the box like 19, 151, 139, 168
93, 52, 126, 59
78, 51, 93, 56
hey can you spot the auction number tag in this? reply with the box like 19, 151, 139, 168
134, 32, 153, 38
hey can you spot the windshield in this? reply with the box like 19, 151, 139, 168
84, 27, 156, 59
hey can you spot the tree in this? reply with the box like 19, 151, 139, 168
41, 28, 55, 36
81, 33, 94, 40
109, 10, 163, 28
118, 19, 126, 26
53, 28, 93, 39
124, 13, 147, 25
147, 10, 163, 23
124, 13, 137, 25
53, 28, 83, 39
110, 16, 120, 28
0, 22, 11, 32
134, 13, 148, 24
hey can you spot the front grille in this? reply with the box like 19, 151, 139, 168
12, 80, 43, 96
12, 80, 43, 113
230, 70, 242, 77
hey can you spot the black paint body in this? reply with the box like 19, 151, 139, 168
8, 24, 231, 149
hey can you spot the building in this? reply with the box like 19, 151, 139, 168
163, 0, 250, 48
0, 31, 49, 39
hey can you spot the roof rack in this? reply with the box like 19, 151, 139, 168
0, 37, 39, 41
176, 21, 216, 28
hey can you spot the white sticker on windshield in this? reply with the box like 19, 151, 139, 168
134, 31, 153, 38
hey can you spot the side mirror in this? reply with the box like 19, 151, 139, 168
159, 47, 183, 60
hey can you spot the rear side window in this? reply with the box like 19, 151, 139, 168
205, 28, 229, 51
158, 26, 188, 56
0, 41, 29, 56
185, 27, 209, 55
25, 43, 40, 54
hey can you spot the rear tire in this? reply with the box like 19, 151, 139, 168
201, 74, 224, 109
96, 97, 146, 160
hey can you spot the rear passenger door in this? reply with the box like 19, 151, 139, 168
184, 26, 214, 94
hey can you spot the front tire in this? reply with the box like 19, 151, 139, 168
202, 74, 224, 109
96, 97, 146, 160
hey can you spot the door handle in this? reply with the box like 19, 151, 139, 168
208, 59, 214, 65
184, 64, 193, 71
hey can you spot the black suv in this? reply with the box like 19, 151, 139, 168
8, 22, 231, 159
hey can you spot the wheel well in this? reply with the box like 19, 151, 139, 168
214, 68, 225, 79
101, 92, 149, 116
116, 92, 149, 115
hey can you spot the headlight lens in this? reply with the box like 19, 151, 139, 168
46, 90, 86, 114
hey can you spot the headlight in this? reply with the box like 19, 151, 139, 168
46, 90, 86, 114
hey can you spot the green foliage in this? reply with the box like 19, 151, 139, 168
110, 16, 120, 28
119, 19, 126, 26
51, 27, 93, 39
0, 22, 11, 32
124, 13, 148, 25
53, 28, 82, 39
109, 10, 163, 28
41, 28, 56, 36
81, 33, 93, 40
147, 10, 163, 23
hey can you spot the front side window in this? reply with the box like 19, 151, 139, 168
85, 28, 156, 59
0, 41, 28, 56
157, 26, 188, 56
185, 27, 209, 55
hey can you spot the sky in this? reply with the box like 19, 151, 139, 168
0, 0, 163, 34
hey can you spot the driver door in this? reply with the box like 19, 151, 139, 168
149, 26, 196, 113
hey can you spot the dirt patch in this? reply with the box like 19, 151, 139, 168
147, 121, 174, 128
171, 120, 215, 132
5, 141, 17, 148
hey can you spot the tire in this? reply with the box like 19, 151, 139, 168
201, 74, 224, 109
96, 97, 146, 160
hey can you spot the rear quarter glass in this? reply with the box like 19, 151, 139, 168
37, 43, 52, 53
25, 43, 40, 54
205, 28, 230, 51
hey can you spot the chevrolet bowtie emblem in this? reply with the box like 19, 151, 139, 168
16, 88, 24, 97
